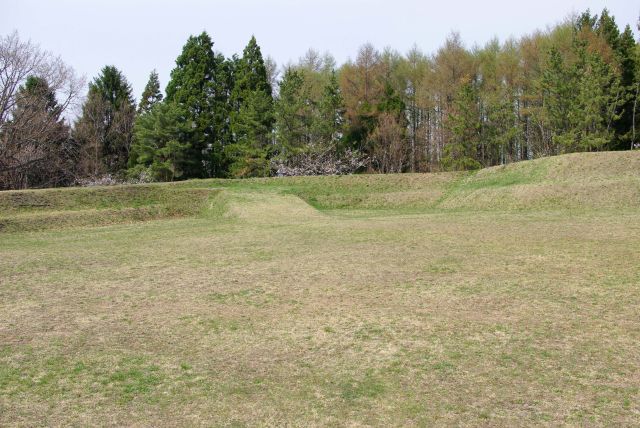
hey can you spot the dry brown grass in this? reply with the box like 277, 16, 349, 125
1, 152, 640, 426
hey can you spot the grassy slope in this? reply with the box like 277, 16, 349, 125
1, 151, 638, 232
1, 151, 640, 426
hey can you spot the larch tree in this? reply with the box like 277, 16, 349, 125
398, 45, 429, 171
340, 43, 384, 158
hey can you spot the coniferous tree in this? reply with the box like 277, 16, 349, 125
227, 36, 275, 177
596, 9, 621, 52
443, 81, 482, 170
165, 32, 230, 178
565, 46, 621, 151
340, 44, 384, 155
632, 21, 640, 149
398, 46, 429, 171
75, 65, 136, 175
577, 9, 638, 148
482, 87, 521, 165
539, 47, 577, 154
275, 68, 308, 156
316, 71, 345, 152
614, 25, 638, 148
129, 103, 190, 181
138, 70, 163, 115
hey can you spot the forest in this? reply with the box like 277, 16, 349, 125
0, 8, 638, 190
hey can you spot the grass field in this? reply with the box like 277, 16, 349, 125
1, 151, 640, 426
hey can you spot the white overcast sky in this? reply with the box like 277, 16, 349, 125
2, 0, 638, 101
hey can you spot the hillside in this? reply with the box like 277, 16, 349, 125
1, 151, 638, 233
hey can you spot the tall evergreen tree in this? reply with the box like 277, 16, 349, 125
578, 9, 638, 149
128, 103, 190, 182
275, 68, 309, 155
227, 36, 275, 177
559, 48, 620, 151
633, 20, 640, 149
613, 25, 638, 148
138, 70, 163, 115
539, 47, 578, 154
595, 9, 621, 53
165, 32, 230, 178
75, 65, 136, 175
316, 71, 345, 151
443, 82, 482, 170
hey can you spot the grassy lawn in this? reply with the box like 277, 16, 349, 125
1, 152, 639, 425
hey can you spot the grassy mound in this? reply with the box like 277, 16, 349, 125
0, 185, 220, 232
0, 151, 638, 232
439, 151, 640, 211
195, 151, 639, 212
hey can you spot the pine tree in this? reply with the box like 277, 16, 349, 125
316, 71, 345, 151
138, 70, 163, 115
543, 40, 621, 152
540, 47, 578, 153
612, 25, 638, 147
75, 65, 136, 175
595, 9, 620, 52
165, 32, 230, 178
275, 68, 308, 155
483, 88, 521, 165
227, 36, 275, 177
129, 103, 190, 182
633, 21, 640, 149
377, 81, 405, 119
572, 48, 621, 150
443, 82, 482, 170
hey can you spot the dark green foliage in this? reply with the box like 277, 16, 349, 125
275, 68, 309, 155
89, 65, 135, 111
316, 71, 345, 150
75, 65, 136, 175
21, 76, 60, 114
227, 36, 275, 177
481, 89, 521, 166
138, 70, 163, 115
165, 32, 231, 178
596, 9, 621, 52
129, 103, 190, 181
613, 25, 638, 148
540, 47, 578, 151
541, 41, 622, 152
574, 9, 638, 149
377, 81, 405, 119
443, 82, 482, 171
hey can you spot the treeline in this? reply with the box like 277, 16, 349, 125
1, 9, 639, 189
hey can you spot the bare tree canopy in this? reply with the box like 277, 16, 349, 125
0, 31, 84, 189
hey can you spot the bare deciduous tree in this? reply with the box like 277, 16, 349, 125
0, 31, 84, 189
